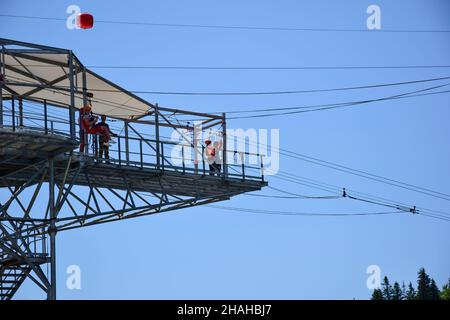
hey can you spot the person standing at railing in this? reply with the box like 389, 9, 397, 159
97, 114, 115, 160
205, 138, 220, 176
78, 103, 93, 153
78, 103, 111, 154
213, 140, 222, 175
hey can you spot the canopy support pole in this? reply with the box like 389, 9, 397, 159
68, 51, 76, 140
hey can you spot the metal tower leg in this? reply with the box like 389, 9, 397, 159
47, 158, 56, 300
0, 160, 53, 300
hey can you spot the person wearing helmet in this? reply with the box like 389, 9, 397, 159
78, 102, 111, 153
78, 103, 93, 152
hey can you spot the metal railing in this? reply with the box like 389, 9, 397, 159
0, 97, 265, 182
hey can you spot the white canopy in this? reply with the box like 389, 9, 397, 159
2, 50, 153, 120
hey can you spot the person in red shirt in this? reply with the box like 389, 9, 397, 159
78, 103, 111, 153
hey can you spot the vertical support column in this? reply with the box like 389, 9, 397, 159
11, 95, 15, 131
0, 78, 2, 128
154, 103, 161, 170
18, 96, 23, 127
193, 123, 199, 174
82, 67, 88, 105
44, 99, 48, 134
48, 158, 57, 300
0, 45, 4, 127
124, 120, 130, 164
222, 112, 228, 178
81, 66, 88, 154
68, 51, 76, 140
260, 154, 265, 182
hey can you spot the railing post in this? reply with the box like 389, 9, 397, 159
193, 123, 199, 174
93, 134, 98, 160
202, 145, 206, 176
124, 120, 130, 164
44, 99, 48, 134
240, 152, 245, 181
161, 143, 165, 172
154, 103, 161, 170
0, 77, 3, 128
182, 145, 186, 174
260, 154, 264, 182
118, 136, 122, 166
139, 139, 143, 168
18, 96, 23, 127
11, 95, 15, 131
222, 112, 228, 178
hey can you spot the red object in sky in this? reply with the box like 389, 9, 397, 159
77, 13, 94, 29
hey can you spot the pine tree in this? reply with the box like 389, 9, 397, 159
429, 279, 441, 300
406, 282, 416, 300
371, 289, 384, 300
401, 282, 407, 300
440, 278, 450, 300
382, 276, 392, 300
416, 268, 431, 300
392, 282, 403, 300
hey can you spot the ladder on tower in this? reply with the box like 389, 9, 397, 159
0, 264, 32, 300
0, 247, 49, 300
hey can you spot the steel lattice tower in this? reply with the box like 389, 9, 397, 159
0, 39, 267, 300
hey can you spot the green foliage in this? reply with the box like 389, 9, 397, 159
370, 268, 448, 300
405, 282, 416, 300
381, 276, 392, 300
392, 282, 403, 300
417, 268, 431, 300
371, 289, 384, 300
429, 279, 441, 300
440, 278, 450, 300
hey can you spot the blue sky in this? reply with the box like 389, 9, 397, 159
1, 0, 449, 299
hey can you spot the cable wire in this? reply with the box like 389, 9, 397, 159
2, 14, 450, 33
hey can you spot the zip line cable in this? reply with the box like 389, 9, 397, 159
225, 84, 450, 119
85, 65, 450, 71
8, 80, 450, 203
224, 115, 450, 203
208, 205, 450, 221
11, 64, 450, 71
5, 71, 450, 207
246, 185, 341, 199
217, 88, 450, 114
1, 14, 450, 33
264, 170, 450, 219
5, 107, 449, 221
241, 175, 450, 221
49, 76, 450, 96
207, 205, 407, 217
17, 90, 450, 207
166, 85, 450, 121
